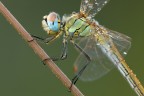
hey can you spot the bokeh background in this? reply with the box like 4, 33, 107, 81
0, 0, 144, 96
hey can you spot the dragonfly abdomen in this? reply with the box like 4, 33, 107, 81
64, 15, 92, 37
99, 39, 144, 96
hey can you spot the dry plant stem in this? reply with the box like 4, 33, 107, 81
0, 2, 84, 96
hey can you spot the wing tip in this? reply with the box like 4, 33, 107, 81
73, 64, 78, 73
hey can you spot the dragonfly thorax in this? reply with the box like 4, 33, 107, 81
63, 13, 97, 38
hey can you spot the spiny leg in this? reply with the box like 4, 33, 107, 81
48, 35, 68, 61
31, 34, 55, 44
31, 34, 68, 62
69, 62, 89, 90
31, 35, 59, 64
69, 41, 91, 90
59, 35, 68, 60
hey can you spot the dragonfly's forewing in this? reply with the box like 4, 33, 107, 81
74, 35, 114, 81
80, 0, 110, 18
74, 27, 131, 81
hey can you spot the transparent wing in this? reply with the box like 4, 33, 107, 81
105, 27, 131, 57
74, 27, 131, 81
80, 0, 110, 18
74, 35, 115, 81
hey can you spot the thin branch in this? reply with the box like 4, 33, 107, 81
0, 2, 84, 96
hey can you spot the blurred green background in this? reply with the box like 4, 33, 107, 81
0, 0, 144, 96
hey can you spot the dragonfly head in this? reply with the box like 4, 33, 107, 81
42, 12, 61, 35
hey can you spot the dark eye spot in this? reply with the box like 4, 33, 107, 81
44, 18, 47, 22
57, 16, 59, 19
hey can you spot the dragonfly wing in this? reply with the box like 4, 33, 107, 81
74, 35, 115, 81
80, 0, 110, 18
74, 27, 131, 81
105, 27, 131, 57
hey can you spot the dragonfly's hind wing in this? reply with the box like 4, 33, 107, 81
74, 35, 115, 81
80, 0, 110, 18
74, 27, 131, 81
104, 27, 131, 57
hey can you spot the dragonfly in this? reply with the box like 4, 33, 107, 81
32, 0, 144, 95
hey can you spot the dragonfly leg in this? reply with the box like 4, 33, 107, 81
31, 34, 55, 44
59, 36, 68, 60
31, 34, 68, 62
69, 41, 91, 90
69, 63, 89, 91
48, 35, 68, 61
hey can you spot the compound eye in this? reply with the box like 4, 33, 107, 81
52, 22, 54, 25
47, 12, 57, 22
42, 12, 61, 33
46, 12, 60, 31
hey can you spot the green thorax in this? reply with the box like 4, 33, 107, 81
64, 14, 92, 37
